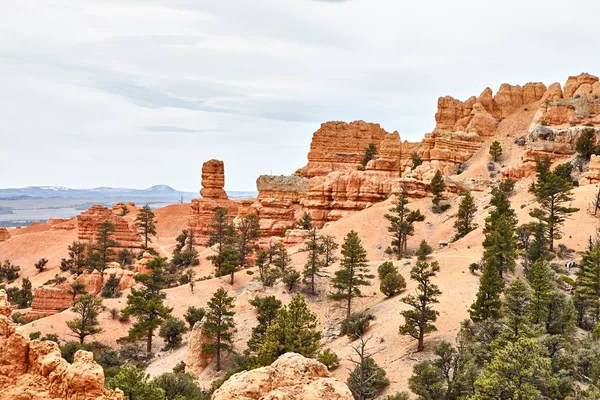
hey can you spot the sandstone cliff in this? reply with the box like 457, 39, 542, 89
0, 228, 10, 242
26, 287, 73, 321
0, 290, 123, 400
212, 353, 353, 400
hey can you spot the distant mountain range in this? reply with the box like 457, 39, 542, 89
0, 185, 257, 200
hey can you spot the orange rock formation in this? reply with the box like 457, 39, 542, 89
212, 353, 353, 400
0, 228, 10, 242
26, 287, 73, 321
0, 290, 123, 400
77, 205, 142, 248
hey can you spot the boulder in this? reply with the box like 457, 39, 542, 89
212, 353, 353, 400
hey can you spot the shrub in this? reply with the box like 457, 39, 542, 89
411, 152, 422, 168
362, 143, 377, 167
11, 311, 26, 324
184, 306, 206, 329
110, 308, 119, 320
42, 333, 60, 343
380, 272, 406, 297
159, 318, 188, 350
377, 261, 397, 280
382, 393, 411, 400
119, 343, 154, 368
340, 312, 376, 339
456, 163, 467, 175
29, 331, 41, 340
173, 360, 186, 374
0, 260, 21, 282
347, 356, 389, 399
317, 348, 340, 370
440, 203, 451, 212
416, 240, 433, 260
154, 371, 206, 400
101, 274, 122, 298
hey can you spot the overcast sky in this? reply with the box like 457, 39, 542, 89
1, 0, 599, 192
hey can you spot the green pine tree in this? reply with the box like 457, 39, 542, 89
297, 212, 313, 230
384, 190, 425, 259
488, 140, 503, 162
526, 259, 553, 325
207, 208, 235, 273
66, 294, 103, 344
472, 337, 552, 400
135, 205, 157, 250
257, 293, 321, 366
88, 220, 120, 273
301, 228, 325, 295
399, 260, 442, 352
107, 365, 166, 400
529, 156, 579, 251
469, 258, 504, 323
321, 235, 339, 268
202, 287, 236, 371
454, 191, 477, 240
235, 214, 260, 269
501, 278, 532, 340
362, 143, 377, 167
346, 336, 390, 400
122, 256, 173, 352
330, 231, 374, 319
430, 170, 446, 213
247, 295, 282, 352
574, 242, 600, 329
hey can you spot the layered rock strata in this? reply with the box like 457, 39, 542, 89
254, 175, 307, 236
26, 287, 73, 321
77, 205, 142, 248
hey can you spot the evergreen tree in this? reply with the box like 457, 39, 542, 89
153, 372, 205, 400
574, 242, 600, 328
545, 291, 577, 337
411, 152, 423, 168
330, 231, 374, 319
34, 258, 48, 273
469, 258, 504, 323
472, 337, 552, 400
501, 278, 532, 340
380, 271, 406, 297
247, 295, 282, 352
88, 220, 119, 273
454, 191, 477, 240
297, 212, 313, 230
482, 186, 518, 279
399, 260, 441, 351
207, 208, 235, 274
362, 143, 377, 167
301, 228, 325, 295
576, 128, 598, 160
235, 214, 260, 269
184, 306, 205, 329
527, 259, 553, 325
321, 235, 339, 268
14, 278, 33, 308
158, 318, 187, 350
416, 240, 433, 260
61, 241, 87, 273
66, 294, 103, 344
135, 205, 157, 250
202, 287, 236, 371
118, 204, 130, 217
529, 156, 579, 251
430, 170, 446, 213
257, 294, 321, 366
347, 336, 390, 400
68, 282, 87, 301
488, 140, 503, 162
101, 273, 122, 298
108, 365, 166, 400
384, 190, 425, 259
123, 256, 173, 352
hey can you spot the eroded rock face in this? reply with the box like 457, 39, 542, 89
0, 228, 10, 242
254, 175, 307, 237
581, 154, 600, 186
201, 159, 228, 200
77, 205, 142, 248
186, 322, 214, 376
212, 352, 353, 400
302, 121, 389, 178
26, 287, 73, 321
0, 290, 123, 400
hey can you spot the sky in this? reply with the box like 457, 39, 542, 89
1, 0, 599, 192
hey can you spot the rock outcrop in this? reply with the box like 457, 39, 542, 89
77, 205, 142, 248
301, 121, 389, 178
186, 322, 214, 375
0, 228, 10, 242
212, 352, 353, 400
254, 175, 307, 237
26, 287, 73, 321
0, 290, 123, 400
581, 154, 600, 186
201, 160, 228, 200
188, 160, 241, 246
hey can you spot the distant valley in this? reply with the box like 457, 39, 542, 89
0, 185, 256, 227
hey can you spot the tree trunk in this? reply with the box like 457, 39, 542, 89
230, 270, 235, 285
147, 329, 153, 353
216, 334, 221, 371
347, 292, 352, 319
417, 327, 424, 352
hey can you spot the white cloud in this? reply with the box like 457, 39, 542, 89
1, 0, 599, 191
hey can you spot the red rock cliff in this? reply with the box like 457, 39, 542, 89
77, 205, 142, 248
